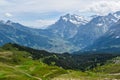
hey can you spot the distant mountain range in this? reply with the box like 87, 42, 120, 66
84, 19, 120, 53
0, 11, 120, 53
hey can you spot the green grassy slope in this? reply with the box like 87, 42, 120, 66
0, 48, 67, 80
93, 57, 120, 79
0, 43, 120, 80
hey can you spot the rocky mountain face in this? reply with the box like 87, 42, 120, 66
47, 14, 88, 39
70, 12, 120, 49
84, 20, 120, 53
1, 11, 120, 53
0, 19, 79, 53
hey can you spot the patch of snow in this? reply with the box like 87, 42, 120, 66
69, 19, 82, 25
62, 17, 68, 22
97, 23, 103, 26
114, 13, 120, 19
6, 20, 13, 26
61, 14, 88, 26
116, 36, 120, 39
111, 19, 117, 23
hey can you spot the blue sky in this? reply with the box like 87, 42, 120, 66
1, 0, 120, 28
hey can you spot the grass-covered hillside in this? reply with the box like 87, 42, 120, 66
93, 56, 120, 79
0, 43, 120, 80
0, 44, 67, 80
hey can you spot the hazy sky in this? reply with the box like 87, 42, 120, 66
1, 0, 120, 28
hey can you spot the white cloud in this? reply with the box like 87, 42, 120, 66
0, 0, 9, 6
36, 19, 55, 25
35, 19, 56, 28
1, 0, 120, 28
20, 19, 56, 29
86, 0, 120, 15
1, 0, 120, 15
5, 13, 13, 17
1, 0, 84, 13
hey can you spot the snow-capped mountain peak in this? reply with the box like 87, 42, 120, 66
113, 11, 120, 19
6, 20, 13, 25
0, 20, 14, 26
60, 14, 88, 26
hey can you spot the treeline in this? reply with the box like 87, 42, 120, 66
1, 43, 120, 71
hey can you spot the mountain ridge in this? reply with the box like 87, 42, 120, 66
83, 19, 120, 53
1, 11, 120, 53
